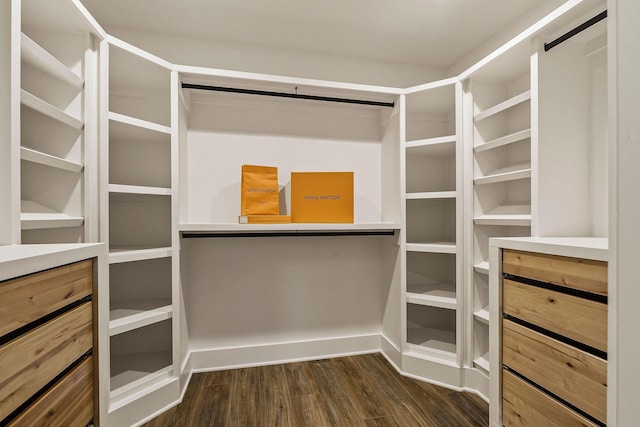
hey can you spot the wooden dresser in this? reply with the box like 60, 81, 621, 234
0, 245, 102, 427
489, 238, 608, 427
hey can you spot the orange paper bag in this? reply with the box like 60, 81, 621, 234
291, 172, 354, 223
241, 165, 279, 215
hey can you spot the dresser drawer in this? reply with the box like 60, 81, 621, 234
503, 319, 606, 423
503, 279, 607, 352
502, 370, 598, 427
503, 249, 607, 296
0, 302, 93, 421
7, 356, 93, 427
0, 259, 93, 338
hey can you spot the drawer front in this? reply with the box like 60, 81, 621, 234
502, 370, 598, 427
503, 249, 607, 296
503, 319, 606, 423
7, 356, 93, 427
0, 302, 92, 421
0, 259, 93, 337
503, 279, 607, 352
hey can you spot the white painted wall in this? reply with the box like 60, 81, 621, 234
609, 0, 640, 425
103, 27, 445, 88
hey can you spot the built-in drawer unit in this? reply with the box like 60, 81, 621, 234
0, 260, 95, 426
501, 249, 607, 426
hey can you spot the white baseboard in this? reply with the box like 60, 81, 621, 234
379, 333, 402, 372
190, 333, 381, 372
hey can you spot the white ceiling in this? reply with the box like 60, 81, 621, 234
81, 0, 558, 68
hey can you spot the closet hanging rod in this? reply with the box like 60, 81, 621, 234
181, 83, 395, 108
181, 230, 397, 238
544, 10, 607, 51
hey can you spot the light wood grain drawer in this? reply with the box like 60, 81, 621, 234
0, 302, 92, 421
0, 259, 93, 338
503, 319, 606, 423
503, 370, 598, 427
7, 356, 93, 427
503, 279, 607, 352
503, 249, 607, 296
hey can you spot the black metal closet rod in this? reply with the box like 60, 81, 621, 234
182, 230, 396, 238
181, 82, 395, 108
544, 10, 607, 52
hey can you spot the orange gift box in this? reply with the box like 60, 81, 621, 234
290, 172, 354, 223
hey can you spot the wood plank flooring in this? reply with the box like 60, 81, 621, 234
143, 353, 488, 427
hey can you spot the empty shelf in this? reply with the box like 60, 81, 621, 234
109, 247, 173, 264
474, 204, 531, 226
474, 129, 531, 153
109, 183, 171, 196
21, 212, 84, 230
407, 327, 456, 356
474, 308, 490, 325
406, 135, 456, 156
21, 33, 84, 88
473, 352, 490, 372
473, 261, 490, 275
474, 90, 531, 122
21, 89, 83, 129
406, 191, 456, 200
406, 283, 456, 310
110, 300, 173, 336
110, 351, 173, 406
21, 147, 83, 173
109, 111, 171, 135
21, 200, 83, 230
474, 162, 531, 185
406, 242, 456, 254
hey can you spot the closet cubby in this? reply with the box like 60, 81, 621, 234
406, 303, 457, 360
406, 252, 456, 309
18, 2, 98, 242
109, 257, 173, 336
110, 319, 173, 402
405, 198, 456, 251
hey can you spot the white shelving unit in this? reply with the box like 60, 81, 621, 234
18, 0, 101, 244
403, 79, 462, 372
99, 36, 179, 416
464, 38, 533, 378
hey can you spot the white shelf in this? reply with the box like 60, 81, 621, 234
108, 184, 172, 196
473, 261, 490, 275
108, 247, 173, 264
405, 135, 456, 156
20, 147, 83, 173
21, 212, 84, 230
21, 33, 83, 88
406, 283, 456, 310
474, 90, 531, 122
21, 89, 83, 129
473, 352, 490, 372
474, 162, 531, 185
406, 191, 456, 200
20, 200, 83, 230
473, 204, 531, 226
474, 128, 531, 153
407, 327, 456, 356
110, 351, 173, 403
474, 308, 490, 325
109, 111, 171, 135
110, 300, 173, 336
405, 242, 456, 254
180, 222, 400, 234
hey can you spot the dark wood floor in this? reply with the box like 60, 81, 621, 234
143, 353, 488, 426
